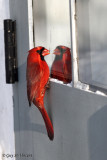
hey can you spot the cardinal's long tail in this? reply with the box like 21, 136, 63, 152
39, 106, 54, 140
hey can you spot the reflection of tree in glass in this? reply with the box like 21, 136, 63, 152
51, 46, 72, 83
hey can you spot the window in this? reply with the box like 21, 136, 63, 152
33, 0, 72, 84
76, 0, 107, 89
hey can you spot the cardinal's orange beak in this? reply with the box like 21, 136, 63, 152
53, 48, 60, 55
42, 49, 50, 56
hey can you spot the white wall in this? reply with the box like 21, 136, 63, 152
0, 0, 15, 159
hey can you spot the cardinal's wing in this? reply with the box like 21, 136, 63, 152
26, 62, 43, 106
63, 52, 72, 82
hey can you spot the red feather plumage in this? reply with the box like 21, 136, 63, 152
26, 46, 54, 140
51, 45, 72, 83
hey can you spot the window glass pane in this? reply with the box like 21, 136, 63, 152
77, 0, 107, 88
33, 0, 72, 83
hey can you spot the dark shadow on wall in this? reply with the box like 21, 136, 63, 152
45, 87, 54, 124
88, 105, 107, 160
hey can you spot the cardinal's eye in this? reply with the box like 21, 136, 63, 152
37, 50, 40, 53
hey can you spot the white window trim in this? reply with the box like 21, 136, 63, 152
28, 0, 34, 49
71, 0, 79, 86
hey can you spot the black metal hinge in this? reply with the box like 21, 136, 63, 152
4, 19, 18, 84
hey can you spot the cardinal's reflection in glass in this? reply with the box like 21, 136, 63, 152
51, 46, 72, 83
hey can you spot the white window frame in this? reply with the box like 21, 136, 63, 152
27, 0, 107, 96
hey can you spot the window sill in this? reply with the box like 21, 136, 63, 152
50, 78, 107, 97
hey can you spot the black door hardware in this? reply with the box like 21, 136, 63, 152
4, 19, 18, 84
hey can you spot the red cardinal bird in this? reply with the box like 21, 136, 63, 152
51, 45, 72, 83
26, 46, 54, 140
